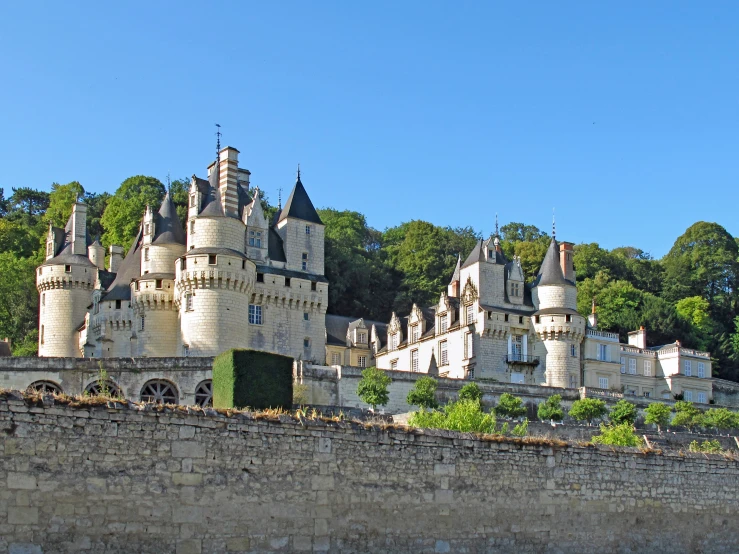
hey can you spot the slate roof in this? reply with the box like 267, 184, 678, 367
278, 176, 322, 225
532, 238, 573, 287
152, 191, 186, 246
102, 228, 142, 302
268, 228, 286, 262
461, 237, 507, 269
255, 264, 329, 284
449, 254, 461, 284
41, 213, 94, 267
199, 161, 226, 217
325, 314, 388, 347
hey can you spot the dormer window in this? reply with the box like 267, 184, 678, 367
390, 333, 398, 351
189, 195, 196, 207
466, 304, 475, 325
439, 313, 448, 333
358, 331, 367, 344
249, 230, 262, 248
489, 249, 494, 258
410, 325, 419, 343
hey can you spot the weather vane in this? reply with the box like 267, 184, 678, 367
215, 123, 222, 157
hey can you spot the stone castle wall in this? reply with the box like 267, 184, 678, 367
1, 392, 739, 553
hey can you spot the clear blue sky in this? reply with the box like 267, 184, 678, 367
1, 1, 738, 257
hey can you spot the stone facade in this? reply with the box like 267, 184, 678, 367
38, 145, 328, 363
1, 392, 739, 553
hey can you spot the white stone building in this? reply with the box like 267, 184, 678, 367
38, 145, 328, 364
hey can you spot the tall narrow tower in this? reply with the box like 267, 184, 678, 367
37, 201, 96, 357
531, 237, 585, 388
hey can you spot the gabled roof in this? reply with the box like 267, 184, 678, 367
152, 191, 186, 245
41, 212, 94, 267
277, 176, 322, 225
461, 237, 507, 269
268, 228, 286, 262
532, 238, 571, 287
102, 228, 142, 302
325, 314, 388, 347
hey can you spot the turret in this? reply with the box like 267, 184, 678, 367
448, 255, 461, 297
244, 187, 269, 261
88, 239, 105, 270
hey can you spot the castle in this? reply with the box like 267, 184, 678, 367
30, 142, 715, 407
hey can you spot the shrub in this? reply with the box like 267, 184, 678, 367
644, 402, 672, 432
458, 382, 483, 403
569, 398, 608, 424
702, 408, 739, 430
512, 418, 529, 437
609, 400, 638, 425
213, 349, 293, 410
495, 393, 527, 418
537, 394, 564, 422
688, 439, 722, 454
356, 366, 392, 411
591, 423, 643, 447
408, 399, 497, 434
406, 376, 439, 409
671, 401, 702, 429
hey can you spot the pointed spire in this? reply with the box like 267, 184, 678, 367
495, 213, 499, 237
450, 254, 461, 285
153, 188, 186, 245
552, 208, 556, 239
296, 163, 301, 182
215, 123, 221, 157
167, 172, 171, 193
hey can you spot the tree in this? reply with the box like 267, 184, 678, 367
0, 252, 41, 354
356, 367, 391, 412
406, 376, 438, 409
44, 181, 85, 227
169, 178, 191, 229
568, 398, 608, 424
671, 401, 702, 430
500, 222, 546, 243
495, 393, 527, 418
644, 402, 672, 432
8, 187, 49, 217
84, 191, 111, 241
537, 394, 564, 422
458, 382, 483, 403
701, 408, 739, 430
101, 175, 166, 249
573, 243, 627, 281
609, 399, 638, 425
591, 423, 643, 447
513, 239, 550, 282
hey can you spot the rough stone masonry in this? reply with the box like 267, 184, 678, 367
1, 392, 739, 554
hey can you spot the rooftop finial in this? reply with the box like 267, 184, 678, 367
495, 213, 499, 237
278, 187, 283, 210
297, 163, 301, 181
215, 123, 222, 158
166, 172, 171, 192
552, 208, 556, 239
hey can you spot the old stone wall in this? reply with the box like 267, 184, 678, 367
1, 392, 739, 553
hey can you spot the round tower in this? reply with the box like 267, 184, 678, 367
37, 202, 96, 357
132, 191, 187, 357
532, 238, 585, 388
175, 153, 255, 356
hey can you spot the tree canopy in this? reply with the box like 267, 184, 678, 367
101, 175, 166, 250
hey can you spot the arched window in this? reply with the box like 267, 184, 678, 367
140, 380, 178, 404
85, 380, 122, 398
27, 380, 62, 394
194, 380, 213, 407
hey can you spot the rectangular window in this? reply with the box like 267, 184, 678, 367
644, 360, 652, 377
248, 304, 263, 325
598, 344, 609, 362
566, 314, 572, 323
256, 273, 264, 283
208, 254, 217, 265
569, 375, 577, 388
181, 258, 187, 270
390, 359, 398, 370
684, 390, 693, 402
185, 293, 193, 311
139, 316, 145, 331
466, 304, 474, 325
115, 300, 121, 310
242, 260, 246, 270
685, 360, 692, 376
440, 340, 448, 366
144, 248, 149, 262
248, 230, 262, 248
145, 223, 150, 235
411, 349, 419, 372
303, 312, 309, 321
183, 345, 190, 357
629, 358, 636, 375
42, 293, 45, 307
358, 356, 367, 368
598, 377, 608, 389
190, 220, 195, 234
285, 277, 291, 287
189, 195, 195, 207
305, 225, 311, 235
620, 356, 626, 374
571, 344, 577, 358
302, 253, 308, 271
331, 352, 341, 365
466, 367, 475, 380
511, 372, 525, 384
505, 314, 509, 322
440, 314, 448, 333
390, 333, 397, 350
311, 282, 317, 291
156, 279, 163, 290
511, 334, 523, 361
411, 325, 419, 343
40, 325, 44, 344
643, 391, 650, 398
304, 338, 310, 349
64, 264, 72, 273
697, 362, 705, 378
698, 392, 707, 404
465, 332, 474, 359
358, 332, 367, 344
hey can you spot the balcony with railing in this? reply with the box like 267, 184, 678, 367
586, 329, 620, 342
505, 354, 540, 366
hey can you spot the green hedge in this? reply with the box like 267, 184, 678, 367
212, 349, 293, 410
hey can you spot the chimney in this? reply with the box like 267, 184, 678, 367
627, 326, 647, 350
71, 202, 88, 256
588, 298, 597, 329
109, 245, 124, 273
559, 242, 575, 281
238, 168, 251, 189
449, 280, 460, 297
219, 147, 240, 218
88, 242, 106, 270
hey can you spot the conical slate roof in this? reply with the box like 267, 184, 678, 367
152, 191, 186, 245
533, 238, 569, 287
102, 228, 142, 301
41, 209, 94, 267
278, 175, 322, 225
200, 160, 225, 217
449, 254, 461, 284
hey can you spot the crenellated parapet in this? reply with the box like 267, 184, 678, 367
36, 265, 96, 292
250, 286, 325, 313
175, 267, 256, 294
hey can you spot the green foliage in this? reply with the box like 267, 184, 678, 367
406, 376, 439, 409
609, 400, 638, 425
101, 175, 166, 249
688, 439, 723, 454
458, 382, 483, 403
500, 222, 546, 243
537, 394, 564, 422
591, 423, 643, 447
495, 393, 527, 418
568, 398, 608, 423
44, 181, 85, 227
212, 349, 294, 410
0, 252, 42, 354
356, 366, 392, 411
644, 402, 672, 431
701, 408, 739, 430
671, 401, 703, 429
511, 418, 529, 437
573, 243, 627, 281
408, 399, 497, 434
169, 178, 190, 230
